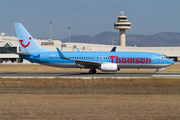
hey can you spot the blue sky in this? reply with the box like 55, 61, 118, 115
0, 0, 180, 39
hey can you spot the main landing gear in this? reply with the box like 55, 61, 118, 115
89, 69, 96, 74
155, 70, 159, 74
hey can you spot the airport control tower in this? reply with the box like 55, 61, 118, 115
114, 12, 131, 46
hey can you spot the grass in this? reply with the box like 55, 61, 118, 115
1, 77, 180, 87
0, 94, 180, 120
0, 77, 180, 95
0, 64, 180, 119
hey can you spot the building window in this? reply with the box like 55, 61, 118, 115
0, 47, 17, 54
41, 42, 54, 45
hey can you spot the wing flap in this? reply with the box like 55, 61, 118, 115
73, 59, 101, 67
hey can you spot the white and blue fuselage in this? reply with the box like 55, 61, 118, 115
14, 23, 174, 74
20, 51, 173, 69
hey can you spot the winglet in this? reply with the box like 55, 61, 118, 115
77, 48, 80, 52
56, 47, 66, 59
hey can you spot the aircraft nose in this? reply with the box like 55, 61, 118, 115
168, 59, 174, 65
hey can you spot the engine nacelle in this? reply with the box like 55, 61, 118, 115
101, 63, 119, 72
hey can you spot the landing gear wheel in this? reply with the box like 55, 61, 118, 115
89, 69, 96, 74
89, 70, 93, 74
93, 69, 96, 74
155, 70, 159, 74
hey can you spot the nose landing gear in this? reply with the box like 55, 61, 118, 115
156, 68, 164, 74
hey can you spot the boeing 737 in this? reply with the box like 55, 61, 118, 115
14, 23, 174, 74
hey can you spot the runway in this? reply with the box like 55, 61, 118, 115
1, 72, 180, 78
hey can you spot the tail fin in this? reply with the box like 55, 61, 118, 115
110, 47, 116, 52
14, 23, 51, 53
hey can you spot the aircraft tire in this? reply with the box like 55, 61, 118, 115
89, 69, 96, 74
89, 70, 93, 74
93, 69, 97, 74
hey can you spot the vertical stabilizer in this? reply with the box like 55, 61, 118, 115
14, 23, 51, 53
111, 47, 116, 52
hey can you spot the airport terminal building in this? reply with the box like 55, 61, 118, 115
0, 32, 62, 63
0, 32, 180, 63
1, 13, 180, 63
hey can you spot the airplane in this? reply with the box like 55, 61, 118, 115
77, 47, 116, 52
14, 23, 174, 74
111, 47, 116, 52
77, 48, 80, 52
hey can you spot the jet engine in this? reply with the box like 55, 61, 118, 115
101, 63, 119, 72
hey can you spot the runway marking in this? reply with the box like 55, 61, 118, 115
153, 75, 180, 77
1, 76, 151, 79
2, 76, 180, 78
2, 77, 56, 79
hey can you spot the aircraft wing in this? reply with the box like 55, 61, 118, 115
72, 59, 101, 67
56, 47, 101, 67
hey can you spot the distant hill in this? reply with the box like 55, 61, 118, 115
60, 32, 180, 47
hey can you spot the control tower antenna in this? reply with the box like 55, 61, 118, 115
114, 11, 131, 46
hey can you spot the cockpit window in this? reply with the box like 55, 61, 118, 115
161, 57, 166, 59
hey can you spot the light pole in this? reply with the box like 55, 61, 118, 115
50, 21, 52, 40
69, 27, 71, 43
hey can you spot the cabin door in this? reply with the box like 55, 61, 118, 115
152, 55, 157, 63
40, 54, 44, 62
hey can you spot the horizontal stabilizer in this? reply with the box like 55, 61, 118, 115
14, 52, 31, 56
